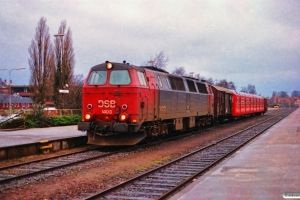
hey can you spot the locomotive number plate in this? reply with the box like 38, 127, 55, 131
102, 110, 112, 114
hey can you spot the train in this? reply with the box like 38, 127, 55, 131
78, 61, 268, 146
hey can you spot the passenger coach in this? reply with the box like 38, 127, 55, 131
211, 85, 267, 123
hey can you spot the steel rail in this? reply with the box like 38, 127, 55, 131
84, 109, 294, 200
0, 108, 284, 189
0, 146, 129, 185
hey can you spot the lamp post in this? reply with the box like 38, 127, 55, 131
0, 67, 26, 116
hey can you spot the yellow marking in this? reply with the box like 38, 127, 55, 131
39, 144, 53, 149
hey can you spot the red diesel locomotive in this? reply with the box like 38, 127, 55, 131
78, 61, 267, 146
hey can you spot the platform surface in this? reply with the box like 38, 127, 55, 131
169, 108, 300, 200
0, 125, 85, 147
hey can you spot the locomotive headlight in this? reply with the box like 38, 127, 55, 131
119, 112, 129, 122
106, 62, 113, 70
85, 114, 92, 121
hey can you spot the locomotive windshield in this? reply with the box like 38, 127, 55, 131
109, 70, 131, 85
87, 71, 107, 85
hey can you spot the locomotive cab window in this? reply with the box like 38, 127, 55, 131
109, 70, 131, 85
196, 82, 208, 94
137, 71, 147, 86
87, 71, 107, 85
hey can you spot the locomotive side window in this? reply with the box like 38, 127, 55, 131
175, 78, 185, 91
183, 80, 189, 91
110, 70, 131, 85
137, 71, 147, 86
166, 77, 171, 89
168, 76, 185, 91
186, 80, 197, 92
157, 75, 163, 88
87, 71, 107, 85
168, 77, 176, 89
196, 82, 208, 94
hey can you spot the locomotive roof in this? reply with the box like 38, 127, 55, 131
140, 66, 169, 74
91, 62, 144, 71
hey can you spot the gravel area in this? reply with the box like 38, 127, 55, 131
0, 114, 274, 199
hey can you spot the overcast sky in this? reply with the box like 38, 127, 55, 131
0, 0, 299, 97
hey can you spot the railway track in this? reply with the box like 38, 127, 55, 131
0, 108, 286, 192
0, 146, 129, 187
84, 109, 294, 200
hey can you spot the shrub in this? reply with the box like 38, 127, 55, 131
0, 118, 24, 129
0, 104, 82, 129
25, 104, 50, 128
49, 115, 81, 126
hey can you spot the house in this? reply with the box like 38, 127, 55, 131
0, 78, 34, 111
0, 94, 33, 111
0, 78, 34, 97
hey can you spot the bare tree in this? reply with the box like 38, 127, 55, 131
147, 51, 169, 70
54, 20, 75, 108
28, 17, 55, 104
172, 66, 186, 76
240, 87, 247, 93
247, 84, 257, 94
206, 77, 214, 85
291, 90, 300, 97
217, 79, 229, 88
216, 79, 236, 90
278, 91, 289, 98
64, 74, 84, 109
241, 84, 256, 94
228, 81, 236, 90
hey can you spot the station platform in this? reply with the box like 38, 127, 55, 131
170, 108, 300, 200
0, 125, 85, 148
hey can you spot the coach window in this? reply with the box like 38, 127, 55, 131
137, 71, 147, 86
110, 70, 131, 85
87, 71, 107, 85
